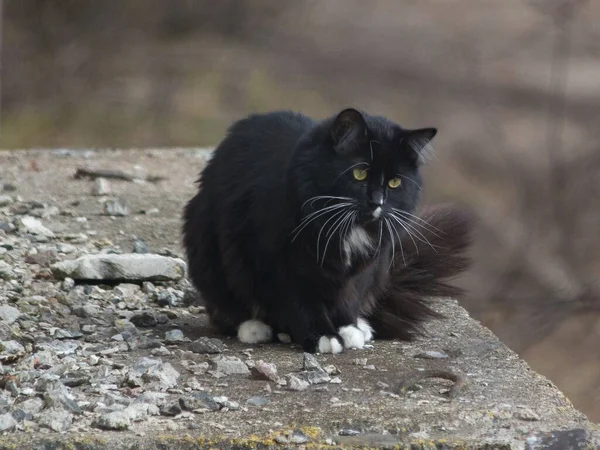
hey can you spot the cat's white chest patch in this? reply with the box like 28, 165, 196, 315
343, 226, 373, 266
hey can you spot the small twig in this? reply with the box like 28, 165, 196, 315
396, 369, 467, 399
74, 167, 166, 183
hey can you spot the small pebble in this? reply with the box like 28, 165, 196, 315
91, 178, 111, 196
165, 329, 185, 343
414, 351, 449, 359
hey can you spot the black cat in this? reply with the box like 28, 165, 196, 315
182, 108, 472, 353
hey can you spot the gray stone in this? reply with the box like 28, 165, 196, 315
515, 408, 541, 421
246, 396, 269, 407
127, 357, 180, 389
15, 397, 44, 416
290, 430, 310, 444
339, 429, 361, 436
61, 277, 76, 291
303, 353, 323, 371
92, 403, 158, 430
25, 249, 58, 267
124, 402, 157, 421
55, 329, 84, 340
57, 243, 77, 254
32, 205, 60, 219
0, 305, 22, 324
16, 216, 55, 237
210, 355, 250, 376
38, 408, 73, 432
113, 283, 141, 297
155, 290, 177, 306
0, 340, 26, 359
0, 221, 15, 232
414, 350, 449, 359
304, 370, 331, 385
274, 430, 309, 445
0, 413, 17, 432
189, 337, 226, 354
0, 194, 14, 206
130, 311, 159, 328
179, 392, 220, 412
164, 329, 185, 343
141, 281, 156, 294
50, 253, 186, 281
132, 239, 149, 254
159, 402, 182, 417
213, 396, 239, 410
37, 340, 79, 356
32, 350, 57, 368
286, 375, 309, 391
94, 410, 131, 430
0, 260, 14, 280
42, 383, 83, 415
91, 178, 111, 196
103, 198, 129, 216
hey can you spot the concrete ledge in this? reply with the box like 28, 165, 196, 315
0, 149, 598, 449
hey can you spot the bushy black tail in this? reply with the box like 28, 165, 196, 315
370, 204, 474, 340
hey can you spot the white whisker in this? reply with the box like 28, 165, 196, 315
391, 208, 444, 236
322, 210, 355, 266
374, 220, 383, 257
388, 213, 420, 254
316, 209, 348, 262
396, 174, 422, 191
387, 215, 406, 266
301, 196, 353, 210
384, 218, 396, 272
291, 203, 351, 240
390, 213, 437, 252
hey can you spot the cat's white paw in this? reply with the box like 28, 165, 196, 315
356, 317, 374, 343
237, 320, 273, 344
338, 325, 365, 349
317, 336, 343, 354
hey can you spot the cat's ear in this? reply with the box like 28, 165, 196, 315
330, 108, 368, 153
404, 127, 437, 165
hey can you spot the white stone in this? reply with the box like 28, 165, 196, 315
0, 305, 21, 324
16, 216, 55, 237
91, 177, 112, 196
50, 253, 186, 281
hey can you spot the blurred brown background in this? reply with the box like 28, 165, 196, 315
1, 0, 599, 421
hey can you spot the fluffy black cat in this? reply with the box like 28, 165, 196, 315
182, 108, 472, 353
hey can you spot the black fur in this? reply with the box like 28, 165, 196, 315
182, 108, 473, 353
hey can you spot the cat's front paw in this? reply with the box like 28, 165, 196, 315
317, 336, 343, 354
237, 320, 273, 344
356, 317, 374, 343
338, 325, 365, 349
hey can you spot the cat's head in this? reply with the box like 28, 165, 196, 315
295, 108, 437, 228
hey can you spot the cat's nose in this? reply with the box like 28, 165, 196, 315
368, 192, 384, 210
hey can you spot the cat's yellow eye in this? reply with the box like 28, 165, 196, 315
353, 168, 368, 181
388, 178, 402, 189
